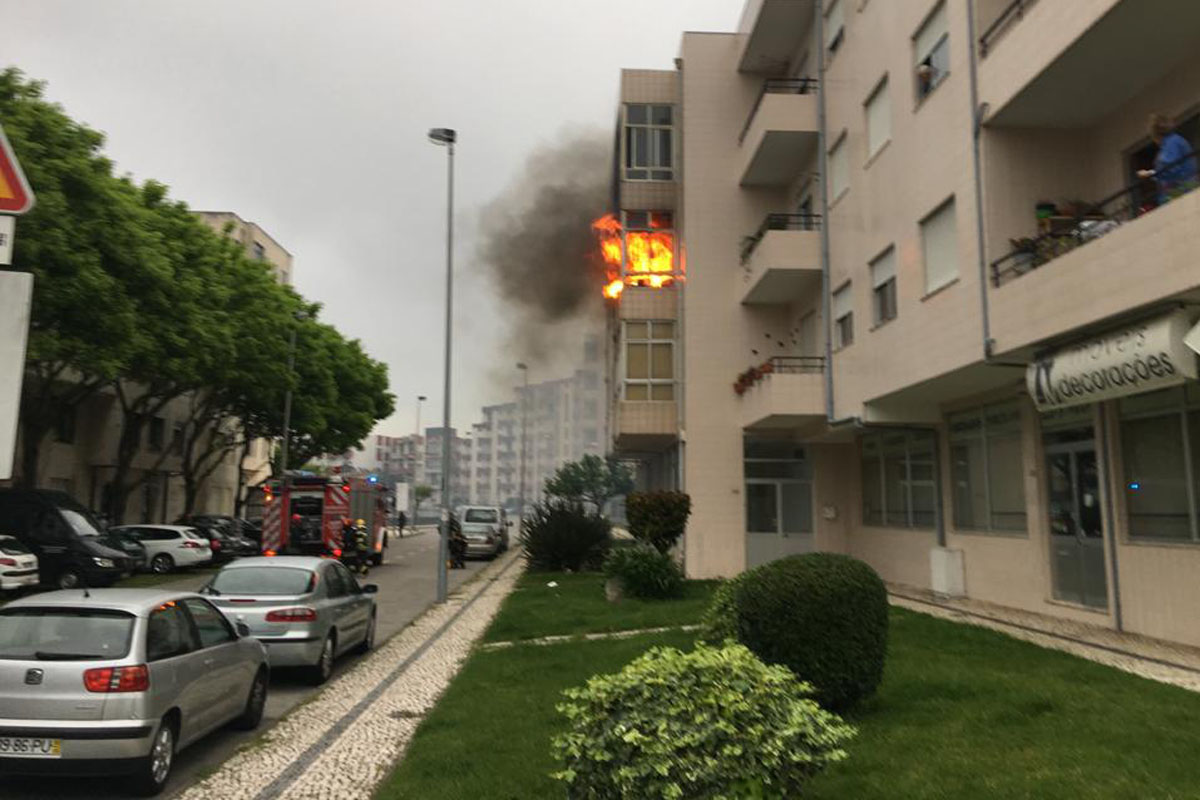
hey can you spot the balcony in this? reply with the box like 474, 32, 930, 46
738, 0, 817, 75
738, 79, 818, 188
980, 0, 1200, 129
740, 213, 822, 305
736, 357, 825, 430
613, 400, 678, 453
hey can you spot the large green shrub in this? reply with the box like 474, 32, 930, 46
551, 642, 855, 799
520, 501, 611, 572
626, 491, 691, 554
698, 572, 747, 644
602, 544, 684, 600
723, 553, 889, 711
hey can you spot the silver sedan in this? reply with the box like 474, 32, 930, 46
201, 556, 378, 685
0, 588, 268, 796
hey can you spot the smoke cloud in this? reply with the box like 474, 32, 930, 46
475, 130, 610, 380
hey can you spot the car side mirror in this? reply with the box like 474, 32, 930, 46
362, 584, 379, 594
235, 622, 251, 638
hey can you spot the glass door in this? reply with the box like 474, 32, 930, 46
1044, 438, 1108, 608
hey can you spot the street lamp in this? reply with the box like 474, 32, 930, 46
279, 309, 309, 478
428, 126, 456, 604
516, 362, 529, 521
412, 394, 426, 524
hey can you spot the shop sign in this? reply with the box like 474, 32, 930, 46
1026, 310, 1198, 411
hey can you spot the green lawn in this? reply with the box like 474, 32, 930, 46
481, 571, 719, 643
379, 592, 1200, 800
115, 565, 218, 589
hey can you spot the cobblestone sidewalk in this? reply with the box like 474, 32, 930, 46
178, 550, 525, 800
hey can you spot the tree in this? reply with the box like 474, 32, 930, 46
413, 484, 434, 511
544, 454, 635, 511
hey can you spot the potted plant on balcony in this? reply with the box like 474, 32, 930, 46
759, 360, 774, 375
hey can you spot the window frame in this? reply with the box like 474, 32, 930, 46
622, 104, 674, 182
828, 131, 850, 202
623, 319, 675, 402
864, 75, 891, 161
920, 196, 959, 295
869, 246, 897, 327
832, 283, 854, 350
860, 429, 938, 530
948, 401, 1027, 534
825, 0, 846, 57
182, 597, 237, 649
1119, 387, 1200, 543
913, 1, 950, 103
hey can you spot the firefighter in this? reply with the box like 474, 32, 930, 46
351, 518, 371, 576
448, 518, 468, 569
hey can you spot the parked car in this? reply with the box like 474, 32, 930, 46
0, 490, 131, 589
456, 505, 511, 558
177, 514, 261, 558
98, 529, 149, 573
201, 556, 377, 685
110, 526, 213, 575
0, 588, 268, 795
0, 536, 38, 593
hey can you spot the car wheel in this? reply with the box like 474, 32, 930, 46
151, 554, 174, 574
308, 633, 335, 685
230, 668, 268, 731
129, 717, 175, 796
354, 613, 377, 655
56, 570, 81, 590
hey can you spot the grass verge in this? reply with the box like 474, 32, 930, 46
481, 571, 718, 643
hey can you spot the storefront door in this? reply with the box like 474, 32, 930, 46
1044, 437, 1109, 608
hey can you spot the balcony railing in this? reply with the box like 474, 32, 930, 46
735, 356, 825, 394
978, 0, 1038, 57
738, 77, 819, 145
740, 212, 822, 264
991, 152, 1199, 287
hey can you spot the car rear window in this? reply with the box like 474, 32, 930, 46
464, 509, 498, 523
209, 566, 315, 596
0, 608, 135, 661
0, 537, 29, 555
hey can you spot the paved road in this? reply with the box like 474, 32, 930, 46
0, 529, 492, 800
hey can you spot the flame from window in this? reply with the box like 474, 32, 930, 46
591, 213, 677, 299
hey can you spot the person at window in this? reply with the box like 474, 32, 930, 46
916, 56, 935, 97
1137, 114, 1198, 205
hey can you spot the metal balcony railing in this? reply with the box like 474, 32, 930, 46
978, 0, 1037, 57
740, 212, 822, 264
769, 356, 825, 374
738, 77, 819, 144
991, 152, 1198, 287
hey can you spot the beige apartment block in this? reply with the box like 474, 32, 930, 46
196, 210, 294, 286
607, 0, 1200, 650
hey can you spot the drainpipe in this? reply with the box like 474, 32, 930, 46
966, 0, 994, 360
815, 0, 836, 422
675, 59, 686, 494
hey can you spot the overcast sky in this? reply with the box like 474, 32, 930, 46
1, 0, 738, 439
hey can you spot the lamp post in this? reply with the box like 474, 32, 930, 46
412, 394, 426, 523
279, 310, 309, 478
428, 126, 456, 605
516, 362, 529, 521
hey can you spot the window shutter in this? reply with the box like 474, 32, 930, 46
921, 198, 958, 293
915, 2, 947, 61
833, 283, 853, 319
829, 135, 849, 198
865, 79, 890, 157
870, 247, 896, 288
825, 0, 845, 49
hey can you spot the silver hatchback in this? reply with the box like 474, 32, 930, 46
202, 556, 378, 685
0, 589, 268, 796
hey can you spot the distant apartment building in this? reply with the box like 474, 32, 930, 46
606, 0, 1200, 650
363, 433, 423, 484
21, 213, 295, 521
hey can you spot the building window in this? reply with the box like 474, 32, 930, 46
914, 2, 949, 101
861, 430, 937, 529
829, 133, 849, 200
870, 247, 897, 326
744, 438, 813, 536
172, 423, 185, 455
621, 211, 676, 284
921, 197, 958, 294
948, 401, 1026, 532
825, 0, 845, 56
624, 320, 674, 401
832, 283, 854, 349
1119, 386, 1200, 542
623, 104, 673, 181
55, 407, 77, 444
252, 241, 266, 260
148, 417, 166, 452
865, 77, 891, 159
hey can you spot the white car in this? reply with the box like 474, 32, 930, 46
110, 525, 213, 574
0, 536, 38, 591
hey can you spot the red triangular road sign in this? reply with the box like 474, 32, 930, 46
0, 124, 34, 215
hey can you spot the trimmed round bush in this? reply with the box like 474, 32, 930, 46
519, 501, 611, 572
551, 642, 855, 799
726, 553, 888, 711
698, 572, 747, 644
602, 544, 684, 599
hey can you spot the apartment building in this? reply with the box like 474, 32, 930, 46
22, 214, 294, 522
364, 433, 423, 484
608, 0, 1200, 649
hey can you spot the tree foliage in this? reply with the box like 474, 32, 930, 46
543, 454, 634, 510
1, 68, 394, 519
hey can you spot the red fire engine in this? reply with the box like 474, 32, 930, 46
260, 475, 389, 564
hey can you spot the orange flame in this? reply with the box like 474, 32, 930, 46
591, 213, 677, 299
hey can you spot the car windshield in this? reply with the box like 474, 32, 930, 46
61, 508, 104, 538
464, 509, 498, 523
209, 566, 315, 595
0, 537, 30, 555
0, 608, 135, 661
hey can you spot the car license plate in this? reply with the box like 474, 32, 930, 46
0, 737, 61, 758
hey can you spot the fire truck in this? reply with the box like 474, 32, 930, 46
259, 475, 389, 564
